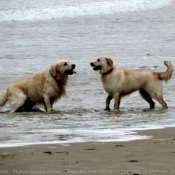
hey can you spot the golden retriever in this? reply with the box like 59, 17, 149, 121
90, 56, 173, 110
0, 60, 76, 113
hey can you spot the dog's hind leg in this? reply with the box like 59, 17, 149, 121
154, 93, 168, 109
8, 92, 27, 113
139, 88, 155, 109
147, 82, 168, 109
105, 95, 113, 110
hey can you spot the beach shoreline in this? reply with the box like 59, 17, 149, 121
0, 127, 175, 174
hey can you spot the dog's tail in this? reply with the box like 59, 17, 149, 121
0, 92, 8, 107
154, 61, 173, 82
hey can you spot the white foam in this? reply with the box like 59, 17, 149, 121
0, 0, 173, 22
0, 127, 160, 148
0, 130, 151, 148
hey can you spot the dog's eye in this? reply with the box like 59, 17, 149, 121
97, 59, 100, 62
64, 62, 67, 66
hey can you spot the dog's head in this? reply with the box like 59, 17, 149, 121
90, 56, 113, 75
50, 60, 76, 77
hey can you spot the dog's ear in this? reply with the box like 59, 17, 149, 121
50, 64, 58, 76
106, 58, 113, 67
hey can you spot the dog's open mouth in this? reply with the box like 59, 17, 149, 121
90, 63, 102, 71
64, 64, 76, 75
65, 69, 76, 75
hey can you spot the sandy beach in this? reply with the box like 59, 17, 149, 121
0, 127, 175, 175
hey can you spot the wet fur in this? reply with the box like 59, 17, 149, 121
90, 56, 173, 110
0, 60, 75, 113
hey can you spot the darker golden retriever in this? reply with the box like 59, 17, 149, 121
0, 60, 76, 113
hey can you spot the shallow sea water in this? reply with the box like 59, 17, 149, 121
0, 0, 175, 147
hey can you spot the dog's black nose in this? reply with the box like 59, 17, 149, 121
90, 62, 94, 67
72, 64, 76, 69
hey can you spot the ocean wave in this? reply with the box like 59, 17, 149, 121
0, 0, 174, 22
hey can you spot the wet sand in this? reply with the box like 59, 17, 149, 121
0, 127, 175, 175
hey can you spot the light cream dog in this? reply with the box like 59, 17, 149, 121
90, 56, 173, 110
0, 60, 76, 113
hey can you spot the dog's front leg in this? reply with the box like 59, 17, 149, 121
105, 95, 113, 110
43, 95, 52, 112
114, 93, 120, 110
